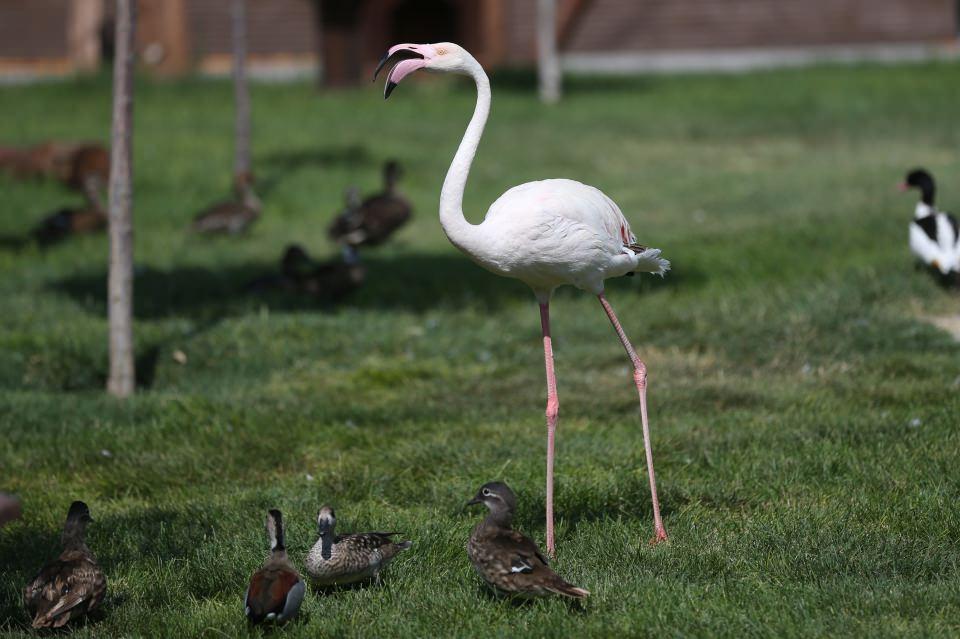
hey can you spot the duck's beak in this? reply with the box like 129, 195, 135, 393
897, 183, 909, 192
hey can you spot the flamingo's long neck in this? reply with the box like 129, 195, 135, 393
439, 58, 490, 259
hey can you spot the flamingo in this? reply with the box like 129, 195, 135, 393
376, 42, 670, 554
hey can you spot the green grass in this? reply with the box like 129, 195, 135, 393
2, 62, 960, 637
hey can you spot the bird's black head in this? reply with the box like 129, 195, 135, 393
466, 481, 517, 516
62, 501, 93, 545
901, 168, 936, 205
66, 500, 93, 523
383, 160, 403, 185
266, 509, 285, 551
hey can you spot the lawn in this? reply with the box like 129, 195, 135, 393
1, 61, 960, 638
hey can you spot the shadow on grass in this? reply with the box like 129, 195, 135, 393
51, 254, 701, 321
255, 145, 372, 199
0, 525, 60, 627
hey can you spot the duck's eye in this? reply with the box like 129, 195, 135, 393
482, 489, 491, 497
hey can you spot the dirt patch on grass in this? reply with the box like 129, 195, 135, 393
924, 314, 960, 341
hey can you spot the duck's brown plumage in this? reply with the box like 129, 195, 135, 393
466, 482, 588, 599
327, 161, 412, 248
246, 244, 365, 300
24, 501, 106, 629
0, 142, 109, 200
32, 205, 107, 245
192, 173, 262, 234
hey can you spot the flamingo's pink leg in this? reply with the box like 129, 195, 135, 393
598, 293, 668, 544
539, 302, 559, 557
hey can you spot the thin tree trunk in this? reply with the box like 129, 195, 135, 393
232, 0, 251, 178
107, 0, 136, 397
537, 0, 560, 104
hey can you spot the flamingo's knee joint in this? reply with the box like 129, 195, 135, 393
633, 363, 647, 389
545, 399, 559, 424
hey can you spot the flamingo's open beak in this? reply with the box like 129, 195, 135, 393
374, 44, 430, 99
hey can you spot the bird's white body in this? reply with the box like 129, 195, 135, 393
909, 202, 960, 275
378, 41, 670, 552
470, 179, 668, 296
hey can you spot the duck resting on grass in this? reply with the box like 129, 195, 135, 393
244, 509, 305, 624
191, 172, 262, 234
901, 168, 960, 283
31, 203, 107, 246
305, 505, 411, 586
327, 160, 412, 260
23, 501, 107, 629
247, 243, 366, 300
466, 482, 589, 600
0, 141, 109, 205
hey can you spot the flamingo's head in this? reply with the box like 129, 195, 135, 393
374, 42, 470, 99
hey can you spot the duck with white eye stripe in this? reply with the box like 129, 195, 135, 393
901, 168, 960, 282
466, 482, 589, 599
305, 505, 412, 586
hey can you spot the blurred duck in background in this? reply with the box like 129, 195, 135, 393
246, 243, 365, 301
0, 141, 109, 206
191, 172, 262, 234
901, 168, 960, 283
327, 160, 412, 260
31, 203, 107, 246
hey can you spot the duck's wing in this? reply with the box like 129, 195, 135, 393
279, 579, 305, 622
911, 216, 952, 272
486, 530, 588, 598
339, 531, 404, 549
26, 551, 106, 628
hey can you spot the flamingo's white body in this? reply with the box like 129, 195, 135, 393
378, 42, 669, 553
463, 179, 668, 296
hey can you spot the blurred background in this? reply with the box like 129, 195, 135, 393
0, 0, 957, 85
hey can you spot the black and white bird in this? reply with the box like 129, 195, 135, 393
901, 168, 960, 279
244, 509, 305, 624
304, 505, 411, 586
23, 501, 107, 629
466, 482, 589, 600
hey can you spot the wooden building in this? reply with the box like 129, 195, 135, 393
0, 0, 956, 82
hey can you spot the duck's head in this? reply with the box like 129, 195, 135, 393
900, 168, 935, 205
466, 481, 517, 521
374, 42, 475, 99
265, 509, 285, 552
383, 160, 403, 185
62, 500, 93, 542
317, 505, 336, 536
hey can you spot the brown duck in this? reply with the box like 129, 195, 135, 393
244, 509, 305, 624
31, 204, 107, 246
327, 160, 412, 254
24, 501, 107, 629
0, 141, 109, 205
192, 172, 262, 234
248, 244, 365, 299
466, 482, 589, 599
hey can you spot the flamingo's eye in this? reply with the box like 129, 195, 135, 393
436, 47, 447, 55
